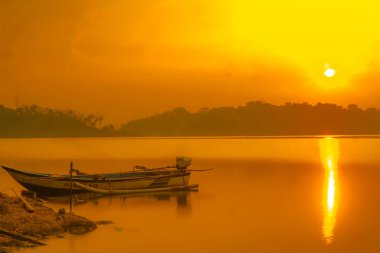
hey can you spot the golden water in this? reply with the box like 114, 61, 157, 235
320, 138, 339, 244
1, 137, 380, 253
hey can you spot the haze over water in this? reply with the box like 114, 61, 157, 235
1, 137, 380, 253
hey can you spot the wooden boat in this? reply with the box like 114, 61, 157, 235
1, 157, 196, 196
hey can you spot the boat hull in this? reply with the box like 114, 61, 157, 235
2, 166, 190, 196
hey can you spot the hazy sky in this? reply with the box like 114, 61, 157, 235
1, 0, 380, 124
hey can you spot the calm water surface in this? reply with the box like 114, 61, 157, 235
0, 137, 380, 253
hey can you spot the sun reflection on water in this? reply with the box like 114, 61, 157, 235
320, 138, 339, 244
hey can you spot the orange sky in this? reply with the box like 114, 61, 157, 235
1, 0, 380, 125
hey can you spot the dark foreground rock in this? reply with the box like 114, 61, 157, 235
0, 192, 97, 252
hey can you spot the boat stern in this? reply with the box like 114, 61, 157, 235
176, 156, 192, 170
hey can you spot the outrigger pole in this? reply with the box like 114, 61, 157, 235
73, 181, 198, 195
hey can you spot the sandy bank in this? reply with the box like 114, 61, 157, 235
0, 192, 96, 253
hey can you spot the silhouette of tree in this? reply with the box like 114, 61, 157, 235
0, 104, 112, 138
2, 101, 380, 137
119, 101, 380, 136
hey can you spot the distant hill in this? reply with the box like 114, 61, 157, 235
119, 101, 380, 136
2, 101, 380, 138
0, 105, 114, 138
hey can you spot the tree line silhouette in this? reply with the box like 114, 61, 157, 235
2, 101, 380, 137
119, 101, 380, 136
0, 105, 113, 137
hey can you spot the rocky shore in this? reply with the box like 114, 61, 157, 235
0, 192, 97, 253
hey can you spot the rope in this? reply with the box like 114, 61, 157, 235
108, 179, 112, 190
179, 170, 186, 185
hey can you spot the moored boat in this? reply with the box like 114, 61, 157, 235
2, 157, 195, 196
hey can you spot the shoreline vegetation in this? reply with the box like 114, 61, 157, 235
2, 101, 380, 137
0, 192, 96, 253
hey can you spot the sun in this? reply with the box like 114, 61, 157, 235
324, 64, 336, 78
324, 68, 336, 78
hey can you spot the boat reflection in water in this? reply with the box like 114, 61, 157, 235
44, 190, 194, 216
319, 138, 339, 244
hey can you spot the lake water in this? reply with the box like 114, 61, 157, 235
1, 137, 380, 253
